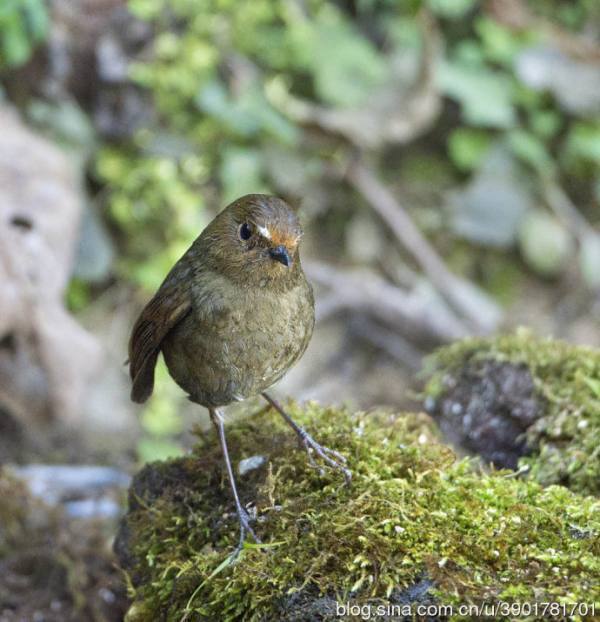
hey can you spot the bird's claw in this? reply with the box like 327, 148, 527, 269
232, 505, 261, 557
261, 393, 352, 485
299, 431, 352, 485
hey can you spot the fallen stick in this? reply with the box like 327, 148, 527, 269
305, 260, 469, 343
346, 159, 502, 334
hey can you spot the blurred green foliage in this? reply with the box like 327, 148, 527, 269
0, 0, 48, 69
137, 359, 185, 463
97, 145, 209, 290
518, 209, 574, 277
96, 0, 599, 295
96, 0, 425, 290
89, 0, 600, 461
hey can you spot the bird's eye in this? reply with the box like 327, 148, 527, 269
238, 223, 253, 241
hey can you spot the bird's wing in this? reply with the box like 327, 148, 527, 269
129, 284, 191, 403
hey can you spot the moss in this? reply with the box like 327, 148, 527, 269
0, 471, 42, 557
116, 403, 600, 621
423, 329, 600, 496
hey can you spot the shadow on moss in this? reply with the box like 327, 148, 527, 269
115, 402, 600, 621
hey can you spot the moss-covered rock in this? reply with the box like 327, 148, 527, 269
423, 329, 600, 496
115, 403, 600, 621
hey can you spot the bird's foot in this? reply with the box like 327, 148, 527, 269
261, 392, 352, 484
296, 428, 352, 485
232, 504, 261, 557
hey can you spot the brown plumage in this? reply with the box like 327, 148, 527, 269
128, 194, 350, 554
129, 193, 312, 407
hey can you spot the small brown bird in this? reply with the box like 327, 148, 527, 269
129, 194, 350, 552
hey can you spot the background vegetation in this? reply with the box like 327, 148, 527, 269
1, 0, 599, 463
1, 2, 599, 619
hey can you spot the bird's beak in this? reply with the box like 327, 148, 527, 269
269, 245, 292, 267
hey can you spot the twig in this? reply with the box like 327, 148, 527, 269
305, 260, 469, 342
542, 177, 593, 241
345, 159, 501, 334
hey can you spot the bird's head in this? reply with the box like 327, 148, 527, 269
202, 194, 304, 286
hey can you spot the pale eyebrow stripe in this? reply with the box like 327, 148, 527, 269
256, 224, 271, 239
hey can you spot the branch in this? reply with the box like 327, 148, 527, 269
305, 260, 469, 343
542, 177, 594, 241
345, 159, 501, 334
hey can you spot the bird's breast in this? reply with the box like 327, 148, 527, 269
162, 275, 314, 407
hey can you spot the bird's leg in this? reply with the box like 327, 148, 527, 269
261, 393, 352, 484
209, 408, 261, 554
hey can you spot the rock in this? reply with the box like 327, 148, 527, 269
424, 330, 600, 495
425, 359, 540, 469
238, 455, 266, 476
0, 106, 102, 426
114, 403, 600, 620
7, 464, 131, 519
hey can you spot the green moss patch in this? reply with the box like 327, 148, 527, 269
116, 403, 600, 621
424, 329, 600, 496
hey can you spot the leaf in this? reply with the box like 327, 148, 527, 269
448, 145, 533, 247
448, 128, 491, 171
197, 80, 297, 144
437, 60, 516, 128
289, 5, 389, 108
515, 45, 600, 117
128, 0, 164, 20
22, 0, 48, 42
583, 376, 600, 399
508, 129, 553, 174
426, 0, 476, 19
475, 16, 523, 65
219, 147, 268, 204
141, 398, 183, 437
0, 0, 49, 68
564, 122, 600, 165
518, 210, 574, 277
529, 109, 561, 139
1, 9, 31, 67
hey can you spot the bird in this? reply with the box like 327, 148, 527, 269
128, 194, 351, 553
